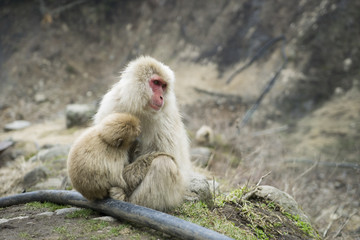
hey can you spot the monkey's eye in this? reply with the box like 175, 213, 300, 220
153, 80, 161, 86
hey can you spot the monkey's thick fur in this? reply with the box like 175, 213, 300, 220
67, 113, 140, 201
92, 56, 194, 211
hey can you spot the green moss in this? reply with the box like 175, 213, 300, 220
66, 208, 95, 219
18, 232, 31, 239
25, 201, 69, 211
174, 201, 254, 240
282, 211, 320, 239
215, 186, 250, 207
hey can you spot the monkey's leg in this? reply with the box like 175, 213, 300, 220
127, 154, 185, 211
123, 152, 174, 193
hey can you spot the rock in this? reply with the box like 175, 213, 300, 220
185, 174, 213, 207
29, 145, 70, 163
195, 125, 214, 146
92, 216, 117, 222
34, 93, 47, 103
334, 87, 344, 96
244, 185, 310, 223
55, 207, 82, 215
343, 58, 352, 72
0, 140, 14, 153
65, 104, 96, 128
36, 212, 54, 217
4, 120, 31, 131
0, 141, 38, 166
23, 166, 49, 189
0, 216, 29, 225
33, 177, 63, 190
191, 147, 212, 167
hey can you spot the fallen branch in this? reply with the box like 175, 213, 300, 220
334, 210, 358, 238
256, 171, 272, 187
194, 87, 242, 103
285, 159, 360, 170
39, 0, 88, 15
229, 35, 287, 132
0, 190, 233, 240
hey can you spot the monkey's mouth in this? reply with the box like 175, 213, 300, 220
149, 102, 162, 111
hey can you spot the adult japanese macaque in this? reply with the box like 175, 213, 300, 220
93, 56, 194, 211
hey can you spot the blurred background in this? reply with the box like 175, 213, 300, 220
0, 0, 359, 239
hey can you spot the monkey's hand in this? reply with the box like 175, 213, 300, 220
109, 187, 127, 201
123, 152, 175, 194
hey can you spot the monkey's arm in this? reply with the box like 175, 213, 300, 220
123, 152, 175, 193
0, 190, 232, 240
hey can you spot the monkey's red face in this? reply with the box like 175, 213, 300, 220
149, 74, 167, 111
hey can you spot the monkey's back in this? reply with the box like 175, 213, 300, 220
67, 127, 128, 200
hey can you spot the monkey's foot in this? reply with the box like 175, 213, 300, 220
109, 187, 127, 201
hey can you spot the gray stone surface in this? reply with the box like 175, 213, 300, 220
190, 147, 212, 168
4, 120, 31, 131
55, 207, 82, 215
244, 185, 310, 223
185, 174, 213, 206
66, 104, 95, 128
23, 166, 48, 189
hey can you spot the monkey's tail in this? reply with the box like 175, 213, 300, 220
0, 190, 233, 240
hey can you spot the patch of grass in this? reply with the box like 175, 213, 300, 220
18, 232, 31, 239
85, 220, 110, 231
53, 226, 67, 234
66, 208, 95, 219
215, 186, 250, 207
25, 201, 69, 211
211, 187, 320, 239
175, 201, 253, 239
282, 211, 319, 238
53, 225, 76, 240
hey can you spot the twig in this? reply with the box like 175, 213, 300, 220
251, 125, 288, 137
226, 35, 286, 84
256, 171, 271, 187
334, 210, 358, 238
323, 205, 341, 238
212, 176, 216, 204
233, 36, 287, 133
194, 87, 242, 103
293, 161, 318, 183
38, 0, 88, 15
285, 159, 360, 170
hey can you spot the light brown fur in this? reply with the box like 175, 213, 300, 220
93, 56, 194, 211
67, 113, 140, 201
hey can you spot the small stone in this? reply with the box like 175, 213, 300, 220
0, 219, 9, 224
0, 140, 14, 153
185, 174, 213, 207
34, 93, 47, 103
66, 104, 96, 128
29, 145, 70, 163
55, 207, 82, 215
23, 166, 48, 188
343, 58, 352, 72
191, 147, 212, 168
244, 185, 310, 223
4, 120, 31, 131
92, 216, 117, 222
36, 212, 54, 217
